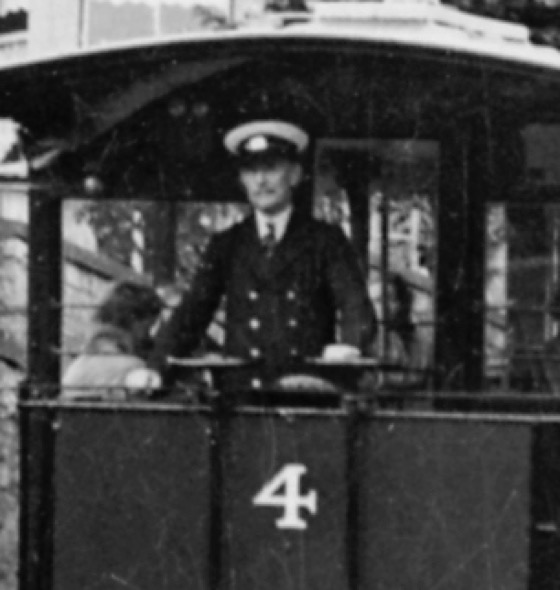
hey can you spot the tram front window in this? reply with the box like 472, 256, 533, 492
314, 139, 437, 389
61, 138, 438, 396
61, 199, 248, 395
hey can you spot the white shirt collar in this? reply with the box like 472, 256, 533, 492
255, 206, 293, 242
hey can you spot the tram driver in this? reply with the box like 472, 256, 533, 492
133, 107, 377, 392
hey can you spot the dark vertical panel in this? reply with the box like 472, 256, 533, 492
360, 418, 531, 589
436, 113, 489, 391
296, 145, 315, 217
222, 413, 349, 590
152, 200, 177, 284
27, 191, 61, 390
337, 152, 372, 269
345, 405, 361, 590
380, 184, 389, 358
464, 113, 492, 390
53, 409, 211, 590
530, 424, 560, 590
436, 122, 469, 388
320, 149, 374, 269
209, 407, 226, 590
19, 405, 56, 590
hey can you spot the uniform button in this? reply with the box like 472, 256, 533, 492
250, 348, 261, 358
251, 378, 262, 389
290, 348, 298, 357
249, 318, 260, 330
248, 290, 259, 301
286, 290, 296, 301
288, 318, 298, 328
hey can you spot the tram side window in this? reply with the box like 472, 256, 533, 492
485, 203, 560, 393
314, 139, 437, 388
0, 119, 28, 389
485, 124, 560, 393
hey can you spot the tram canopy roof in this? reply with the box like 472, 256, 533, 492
1, 0, 560, 189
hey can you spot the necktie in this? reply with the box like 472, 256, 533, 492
262, 222, 276, 257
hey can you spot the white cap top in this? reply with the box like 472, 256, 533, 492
224, 119, 309, 155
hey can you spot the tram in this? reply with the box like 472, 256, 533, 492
4, 1, 560, 588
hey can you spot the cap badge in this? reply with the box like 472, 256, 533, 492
245, 135, 269, 153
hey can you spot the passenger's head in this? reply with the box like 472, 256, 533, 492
224, 119, 308, 215
94, 281, 163, 357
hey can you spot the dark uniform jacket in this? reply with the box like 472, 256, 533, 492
150, 208, 376, 390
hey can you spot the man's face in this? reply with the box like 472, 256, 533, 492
239, 157, 302, 215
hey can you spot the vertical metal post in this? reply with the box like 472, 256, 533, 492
380, 188, 389, 362
549, 208, 559, 340
436, 122, 469, 391
19, 394, 56, 590
436, 111, 489, 392
21, 186, 61, 589
345, 399, 363, 590
27, 189, 62, 393
209, 396, 227, 590
152, 201, 177, 286
464, 113, 490, 391
530, 424, 560, 590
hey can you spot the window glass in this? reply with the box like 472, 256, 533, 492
314, 139, 438, 389
521, 124, 560, 187
62, 198, 248, 368
175, 202, 249, 286
484, 202, 560, 392
485, 204, 508, 389
484, 123, 560, 392
0, 119, 28, 382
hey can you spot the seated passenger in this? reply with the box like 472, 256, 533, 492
61, 280, 163, 400
143, 103, 377, 392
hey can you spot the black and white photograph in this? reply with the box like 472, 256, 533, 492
1, 0, 560, 588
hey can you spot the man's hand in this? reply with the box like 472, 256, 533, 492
124, 368, 162, 390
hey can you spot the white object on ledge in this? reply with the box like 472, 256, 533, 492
322, 343, 361, 361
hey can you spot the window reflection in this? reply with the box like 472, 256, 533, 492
175, 202, 249, 286
62, 198, 248, 365
485, 203, 560, 392
314, 140, 437, 388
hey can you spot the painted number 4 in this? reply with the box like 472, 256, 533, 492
253, 464, 318, 530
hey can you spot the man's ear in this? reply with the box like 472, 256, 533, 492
289, 163, 303, 187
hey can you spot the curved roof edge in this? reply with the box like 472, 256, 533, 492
1, 2, 560, 74
0, 0, 560, 71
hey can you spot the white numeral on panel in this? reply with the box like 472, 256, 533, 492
253, 464, 318, 530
